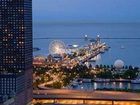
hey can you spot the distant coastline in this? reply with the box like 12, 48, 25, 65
33, 21, 140, 25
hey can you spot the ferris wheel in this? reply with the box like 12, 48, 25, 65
49, 40, 66, 55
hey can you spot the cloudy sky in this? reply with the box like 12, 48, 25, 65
33, 0, 140, 23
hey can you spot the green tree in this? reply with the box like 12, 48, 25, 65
123, 69, 139, 79
99, 64, 103, 69
125, 65, 128, 69
52, 81, 62, 89
97, 70, 113, 79
89, 64, 92, 69
129, 65, 133, 70
34, 102, 42, 105
107, 65, 110, 69
103, 65, 107, 69
95, 65, 99, 69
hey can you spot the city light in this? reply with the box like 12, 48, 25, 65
49, 40, 66, 55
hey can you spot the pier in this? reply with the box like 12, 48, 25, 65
80, 43, 108, 63
33, 36, 110, 69
72, 41, 109, 64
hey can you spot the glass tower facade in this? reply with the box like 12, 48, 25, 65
0, 0, 32, 104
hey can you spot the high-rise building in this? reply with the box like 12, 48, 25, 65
0, 0, 32, 105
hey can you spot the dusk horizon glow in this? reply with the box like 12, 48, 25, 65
33, 0, 140, 23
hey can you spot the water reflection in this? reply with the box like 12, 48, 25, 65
74, 82, 140, 90
119, 82, 123, 89
94, 82, 97, 90
128, 83, 131, 89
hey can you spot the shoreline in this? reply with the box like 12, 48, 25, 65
77, 78, 132, 83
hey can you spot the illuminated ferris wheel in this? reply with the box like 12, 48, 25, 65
49, 40, 66, 55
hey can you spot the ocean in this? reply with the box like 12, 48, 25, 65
33, 23, 140, 67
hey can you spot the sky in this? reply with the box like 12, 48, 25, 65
33, 0, 140, 23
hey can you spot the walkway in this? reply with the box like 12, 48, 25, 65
33, 89, 140, 105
